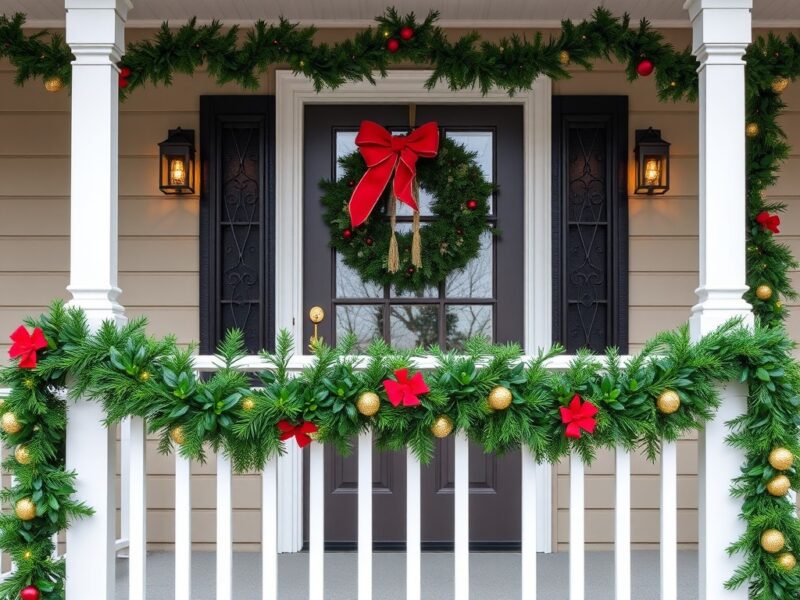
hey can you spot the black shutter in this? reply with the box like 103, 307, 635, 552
552, 96, 629, 354
200, 96, 275, 354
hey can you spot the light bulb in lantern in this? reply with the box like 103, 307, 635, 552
644, 157, 661, 186
169, 158, 187, 186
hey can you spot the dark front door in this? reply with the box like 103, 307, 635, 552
302, 104, 524, 548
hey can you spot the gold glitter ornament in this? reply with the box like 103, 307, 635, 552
657, 390, 681, 414
15, 498, 36, 521
14, 445, 31, 465
761, 529, 785, 553
242, 397, 256, 411
487, 386, 513, 411
169, 425, 185, 446
44, 76, 64, 93
777, 552, 797, 571
769, 447, 794, 471
746, 122, 760, 137
772, 76, 790, 94
766, 474, 791, 497
558, 50, 570, 65
1, 412, 22, 434
431, 415, 454, 439
755, 285, 773, 300
356, 392, 381, 416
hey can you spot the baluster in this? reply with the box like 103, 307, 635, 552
406, 447, 421, 600
569, 453, 584, 600
615, 448, 631, 600
358, 430, 372, 599
454, 432, 469, 599
174, 454, 192, 600
217, 453, 233, 600
309, 442, 325, 600
129, 416, 147, 600
660, 440, 677, 600
521, 448, 538, 600
262, 457, 278, 600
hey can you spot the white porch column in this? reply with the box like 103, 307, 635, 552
684, 1, 752, 599
64, 1, 130, 599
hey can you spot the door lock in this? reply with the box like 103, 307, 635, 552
308, 306, 325, 351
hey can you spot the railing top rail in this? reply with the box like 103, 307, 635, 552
189, 353, 635, 373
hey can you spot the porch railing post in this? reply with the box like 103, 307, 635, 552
684, 1, 752, 599
64, 1, 131, 598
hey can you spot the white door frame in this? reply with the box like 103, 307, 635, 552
274, 69, 553, 553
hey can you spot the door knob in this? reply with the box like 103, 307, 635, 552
308, 306, 325, 351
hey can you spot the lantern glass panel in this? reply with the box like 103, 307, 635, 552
634, 129, 670, 195
158, 129, 195, 194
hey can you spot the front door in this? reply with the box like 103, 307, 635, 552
302, 104, 524, 548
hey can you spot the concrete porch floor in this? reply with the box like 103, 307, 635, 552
114, 550, 698, 599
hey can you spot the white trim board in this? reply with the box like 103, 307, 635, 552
275, 70, 553, 553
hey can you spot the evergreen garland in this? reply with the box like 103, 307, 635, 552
2, 301, 800, 597
0, 6, 797, 323
321, 136, 494, 291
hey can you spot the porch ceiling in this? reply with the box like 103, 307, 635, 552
4, 0, 800, 28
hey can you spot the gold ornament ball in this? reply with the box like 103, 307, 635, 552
772, 76, 790, 94
138, 370, 150, 382
169, 425, 185, 446
767, 474, 792, 497
777, 552, 797, 571
769, 447, 794, 471
761, 529, 785, 553
755, 285, 773, 301
657, 390, 681, 414
15, 498, 36, 521
746, 122, 760, 138
14, 445, 31, 465
558, 50, 570, 65
242, 397, 256, 411
44, 76, 64, 93
431, 415, 454, 439
1, 412, 22, 434
356, 392, 381, 416
488, 386, 513, 411
22, 550, 32, 560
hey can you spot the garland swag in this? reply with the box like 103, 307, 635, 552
2, 302, 800, 598
0, 8, 798, 324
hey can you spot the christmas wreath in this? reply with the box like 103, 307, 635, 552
320, 121, 495, 292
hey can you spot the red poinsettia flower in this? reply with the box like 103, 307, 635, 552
559, 394, 598, 439
756, 211, 781, 234
8, 326, 48, 369
277, 420, 318, 448
383, 368, 429, 407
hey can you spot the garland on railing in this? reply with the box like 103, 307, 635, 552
1, 301, 799, 598
0, 7, 797, 324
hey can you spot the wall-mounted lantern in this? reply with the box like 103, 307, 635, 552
158, 128, 195, 194
634, 128, 670, 195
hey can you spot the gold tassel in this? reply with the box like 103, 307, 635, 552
411, 180, 422, 268
388, 192, 400, 273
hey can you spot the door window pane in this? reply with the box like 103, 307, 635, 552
336, 305, 383, 352
336, 253, 383, 299
335, 131, 358, 180
446, 305, 493, 350
390, 305, 438, 350
445, 230, 493, 298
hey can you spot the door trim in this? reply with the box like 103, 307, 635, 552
275, 70, 553, 553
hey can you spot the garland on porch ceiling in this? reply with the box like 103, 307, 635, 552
0, 8, 798, 325
1, 302, 800, 598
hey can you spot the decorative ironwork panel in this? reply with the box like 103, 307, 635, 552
200, 97, 275, 354
552, 97, 628, 354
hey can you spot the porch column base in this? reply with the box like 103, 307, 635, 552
689, 287, 753, 336
66, 287, 126, 328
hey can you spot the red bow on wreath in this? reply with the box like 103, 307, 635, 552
349, 120, 439, 227
384, 368, 430, 407
756, 211, 780, 234
560, 394, 598, 439
8, 325, 47, 369
277, 420, 318, 448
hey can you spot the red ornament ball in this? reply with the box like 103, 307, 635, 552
119, 66, 131, 78
365, 237, 374, 246
342, 228, 353, 240
466, 199, 479, 211
406, 266, 416, 275
20, 586, 40, 600
347, 179, 356, 187
387, 38, 401, 53
636, 59, 655, 77
400, 27, 414, 41
118, 76, 129, 89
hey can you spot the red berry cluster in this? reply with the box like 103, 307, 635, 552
118, 66, 131, 89
387, 26, 414, 53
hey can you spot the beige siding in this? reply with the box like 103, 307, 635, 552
1, 27, 798, 550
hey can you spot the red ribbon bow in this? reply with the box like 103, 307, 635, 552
348, 120, 440, 227
560, 394, 598, 439
756, 211, 781, 234
383, 368, 430, 407
277, 420, 319, 448
9, 326, 47, 369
